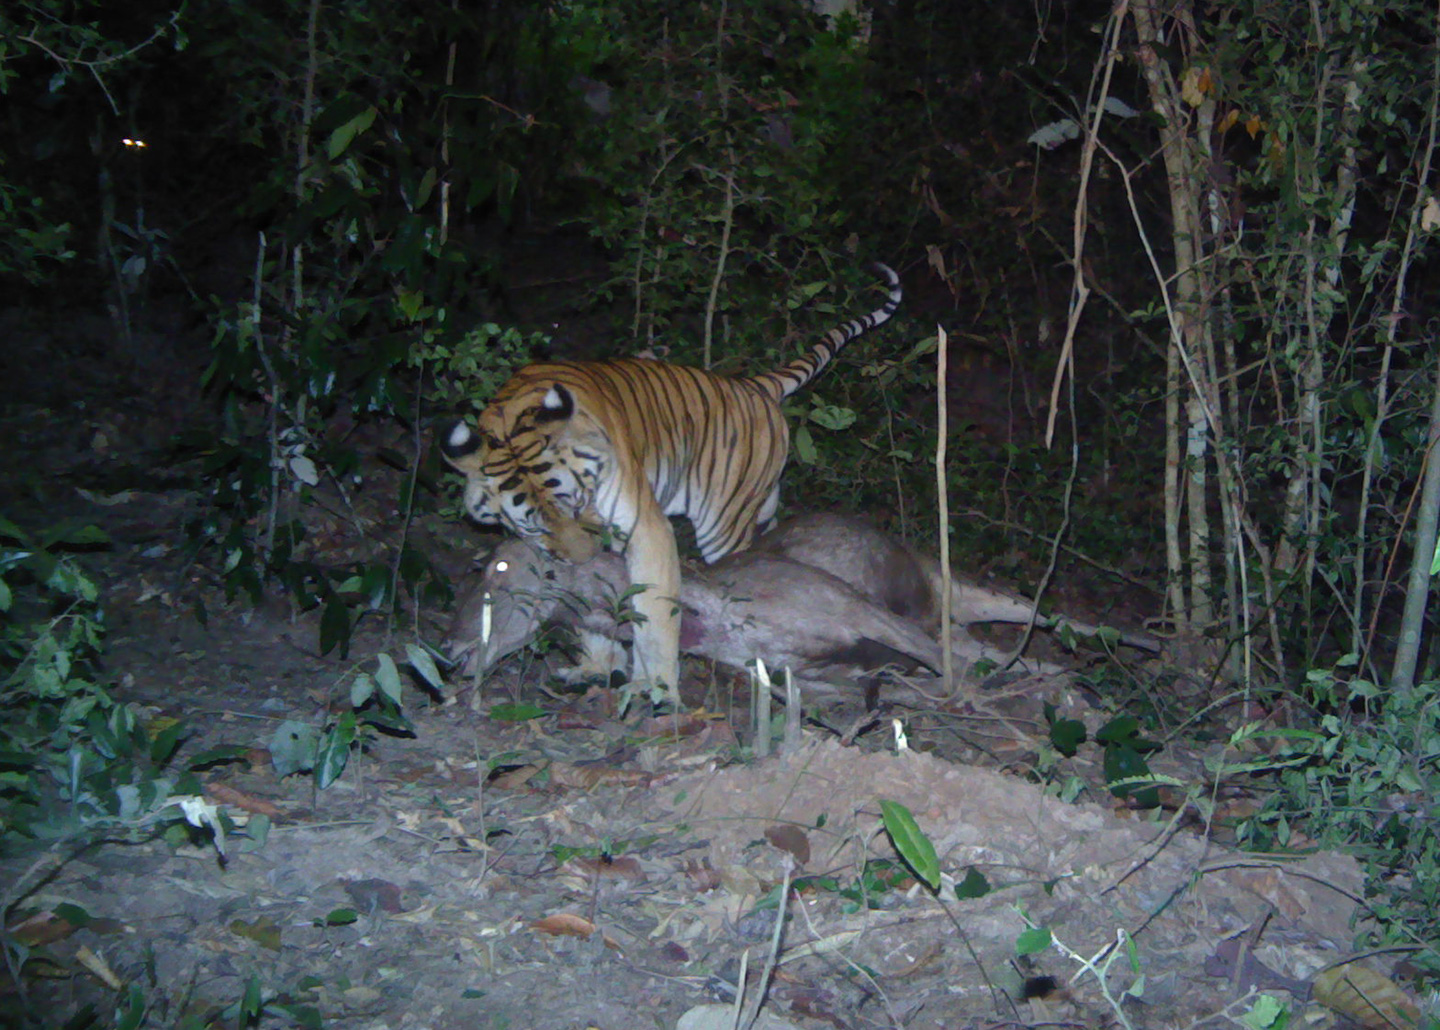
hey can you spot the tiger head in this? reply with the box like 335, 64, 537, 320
441, 381, 606, 564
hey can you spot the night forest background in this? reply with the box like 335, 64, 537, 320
8, 0, 1440, 1015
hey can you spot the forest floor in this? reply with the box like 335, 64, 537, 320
0, 298, 1375, 1030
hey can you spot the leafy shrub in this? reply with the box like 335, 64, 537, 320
1239, 672, 1440, 961
0, 516, 238, 1008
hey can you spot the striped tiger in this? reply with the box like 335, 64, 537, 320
441, 262, 901, 703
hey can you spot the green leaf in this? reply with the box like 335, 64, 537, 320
351, 672, 377, 708
242, 971, 266, 1010
0, 516, 31, 544
879, 799, 939, 890
269, 720, 320, 778
327, 105, 378, 160
239, 813, 272, 852
114, 984, 146, 1030
359, 564, 391, 609
149, 719, 187, 765
1015, 926, 1052, 956
314, 715, 355, 790
374, 653, 404, 704
1045, 703, 1087, 757
406, 643, 446, 691
187, 745, 248, 770
808, 401, 856, 431
793, 424, 817, 464
1240, 993, 1290, 1030
953, 867, 992, 899
319, 596, 351, 657
52, 902, 93, 928
41, 523, 110, 548
1103, 746, 1159, 807
415, 167, 437, 209
488, 702, 547, 722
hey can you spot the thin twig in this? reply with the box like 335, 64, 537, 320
936, 325, 953, 694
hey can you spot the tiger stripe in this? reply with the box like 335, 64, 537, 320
441, 263, 901, 701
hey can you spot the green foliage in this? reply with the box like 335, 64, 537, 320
0, 516, 226, 849
793, 859, 914, 913
1185, 0, 1440, 672
1038, 704, 1165, 808
879, 798, 940, 891
558, 0, 885, 359
1240, 675, 1440, 957
0, 516, 243, 1015
268, 645, 443, 789
180, 0, 579, 650
1240, 994, 1292, 1030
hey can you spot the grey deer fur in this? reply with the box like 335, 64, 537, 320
751, 514, 1159, 651
444, 512, 1156, 698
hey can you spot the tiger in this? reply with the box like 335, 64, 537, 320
440, 262, 901, 705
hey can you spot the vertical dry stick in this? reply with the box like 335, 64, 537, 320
702, 0, 734, 370
294, 0, 321, 311
1043, 0, 1127, 447
936, 325, 952, 693
752, 659, 772, 758
439, 0, 458, 246
737, 862, 793, 1030
703, 164, 736, 371
252, 232, 282, 560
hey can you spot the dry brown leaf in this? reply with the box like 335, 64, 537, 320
530, 912, 621, 951
389, 903, 439, 925
532, 912, 598, 938
205, 782, 282, 817
764, 824, 811, 866
684, 858, 722, 892
561, 855, 647, 883
341, 877, 405, 914
228, 916, 283, 951
7, 910, 81, 947
489, 763, 544, 790
778, 929, 863, 965
881, 940, 944, 978
550, 762, 651, 789
634, 711, 713, 738
1313, 962, 1421, 1029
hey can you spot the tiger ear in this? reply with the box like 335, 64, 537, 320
535, 383, 576, 424
440, 421, 484, 472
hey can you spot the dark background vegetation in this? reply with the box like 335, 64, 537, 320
7, 0, 1440, 1016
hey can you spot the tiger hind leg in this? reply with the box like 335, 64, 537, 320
755, 483, 781, 536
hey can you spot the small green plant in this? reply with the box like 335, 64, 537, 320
0, 515, 242, 1018
793, 859, 914, 913
1014, 911, 1145, 1030
1037, 704, 1165, 808
268, 646, 444, 789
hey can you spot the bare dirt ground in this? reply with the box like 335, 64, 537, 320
5, 489, 1373, 1028
0, 311, 1383, 1030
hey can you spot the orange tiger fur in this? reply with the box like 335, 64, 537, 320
441, 263, 901, 701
